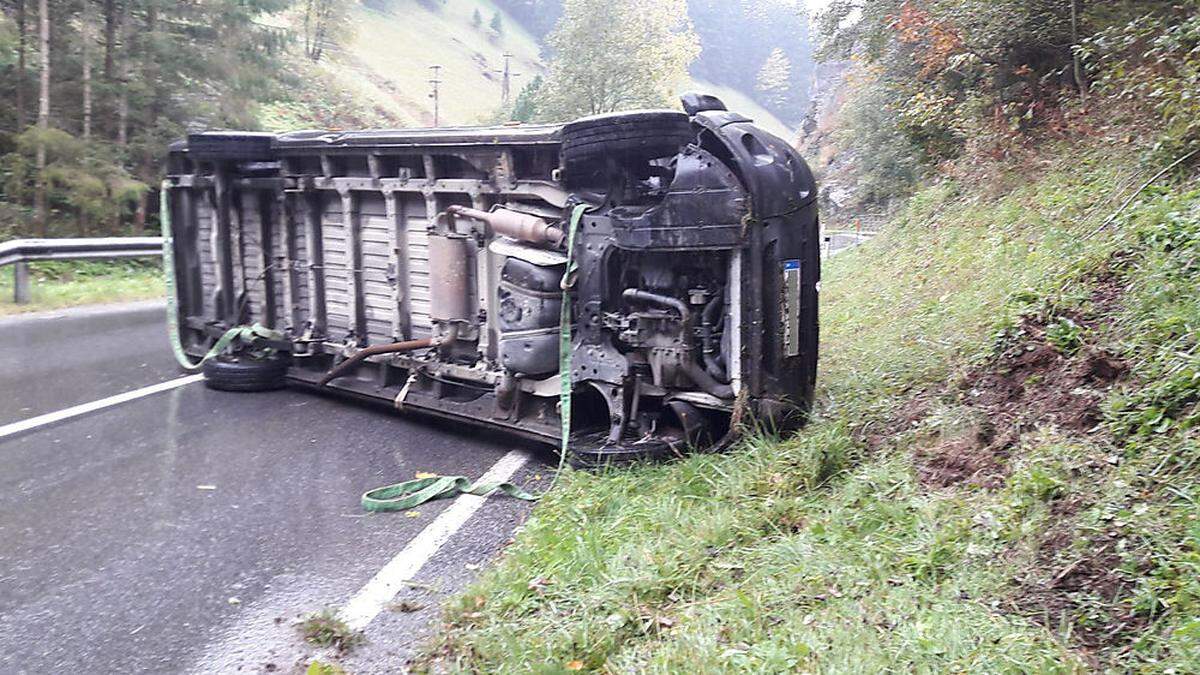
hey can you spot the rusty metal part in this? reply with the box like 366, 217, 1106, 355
447, 205, 565, 246
427, 232, 471, 322
318, 338, 435, 386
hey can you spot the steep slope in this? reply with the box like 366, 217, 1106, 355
421, 131, 1200, 671
260, 1, 797, 131
259, 0, 544, 130
338, 0, 544, 125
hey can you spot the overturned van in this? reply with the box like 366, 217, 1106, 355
162, 94, 819, 466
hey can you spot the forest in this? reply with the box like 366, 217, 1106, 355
0, 0, 817, 243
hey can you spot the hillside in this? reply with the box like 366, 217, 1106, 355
259, 0, 544, 130
419, 130, 1200, 670
260, 0, 797, 133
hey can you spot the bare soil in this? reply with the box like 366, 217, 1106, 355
900, 264, 1149, 656
913, 315, 1126, 489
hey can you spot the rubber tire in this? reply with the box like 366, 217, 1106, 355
201, 352, 289, 392
560, 110, 694, 187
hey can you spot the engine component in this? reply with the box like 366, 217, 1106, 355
427, 232, 471, 323
497, 257, 562, 375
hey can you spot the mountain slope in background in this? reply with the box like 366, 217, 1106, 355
263, 0, 796, 136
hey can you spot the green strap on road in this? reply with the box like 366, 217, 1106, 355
357, 205, 592, 512
160, 181, 282, 371
362, 475, 538, 511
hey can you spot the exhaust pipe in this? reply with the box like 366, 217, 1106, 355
447, 205, 565, 246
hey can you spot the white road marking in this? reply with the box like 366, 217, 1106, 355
0, 374, 204, 440
339, 449, 531, 631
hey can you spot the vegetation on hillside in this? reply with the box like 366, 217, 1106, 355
0, 0, 292, 239
689, 0, 813, 126
812, 1, 1200, 213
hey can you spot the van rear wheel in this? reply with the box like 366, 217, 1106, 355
201, 352, 289, 392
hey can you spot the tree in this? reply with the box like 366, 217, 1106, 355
510, 74, 543, 122
532, 0, 699, 120
81, 0, 93, 140
688, 0, 813, 123
489, 10, 503, 36
15, 0, 27, 129
755, 48, 792, 110
472, 7, 482, 28
301, 0, 353, 62
1, 0, 296, 238
34, 0, 48, 234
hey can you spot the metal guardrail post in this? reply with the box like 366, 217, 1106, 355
13, 261, 31, 304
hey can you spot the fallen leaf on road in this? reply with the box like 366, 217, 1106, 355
415, 472, 438, 479
389, 600, 424, 613
566, 661, 584, 671
405, 510, 421, 518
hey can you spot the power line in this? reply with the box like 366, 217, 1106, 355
491, 53, 521, 107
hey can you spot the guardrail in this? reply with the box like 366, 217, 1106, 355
0, 237, 163, 304
821, 229, 877, 259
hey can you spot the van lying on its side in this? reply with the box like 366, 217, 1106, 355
162, 94, 819, 466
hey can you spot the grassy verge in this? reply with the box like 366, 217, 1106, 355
0, 259, 163, 316
422, 136, 1200, 672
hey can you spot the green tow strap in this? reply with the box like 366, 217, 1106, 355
160, 181, 282, 371
358, 204, 592, 512
558, 204, 590, 465
362, 476, 538, 511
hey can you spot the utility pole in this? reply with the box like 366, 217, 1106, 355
428, 65, 442, 127
492, 52, 521, 107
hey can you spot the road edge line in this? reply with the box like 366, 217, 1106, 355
339, 449, 530, 631
0, 373, 204, 440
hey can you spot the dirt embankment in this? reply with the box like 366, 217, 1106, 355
887, 266, 1152, 656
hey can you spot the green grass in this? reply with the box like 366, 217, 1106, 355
421, 136, 1200, 672
0, 260, 163, 316
298, 609, 365, 653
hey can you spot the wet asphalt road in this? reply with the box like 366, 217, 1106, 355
0, 303, 547, 673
